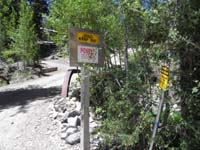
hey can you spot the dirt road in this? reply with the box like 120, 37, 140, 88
0, 59, 70, 150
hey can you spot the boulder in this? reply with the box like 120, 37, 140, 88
61, 112, 69, 123
66, 127, 78, 137
68, 116, 79, 127
66, 132, 80, 145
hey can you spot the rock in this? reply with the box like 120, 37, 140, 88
66, 127, 78, 136
90, 121, 98, 133
66, 132, 80, 145
48, 103, 55, 111
77, 117, 81, 126
70, 88, 81, 100
61, 128, 67, 133
54, 104, 60, 112
61, 132, 68, 139
90, 116, 94, 123
52, 111, 58, 119
75, 102, 81, 112
91, 135, 104, 150
70, 97, 77, 102
61, 123, 68, 131
68, 110, 80, 118
90, 121, 98, 128
45, 130, 52, 135
49, 55, 59, 60
66, 101, 76, 112
68, 116, 79, 127
61, 112, 69, 123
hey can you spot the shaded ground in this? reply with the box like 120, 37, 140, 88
0, 86, 60, 110
0, 86, 62, 150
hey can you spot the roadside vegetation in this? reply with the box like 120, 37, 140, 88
0, 0, 200, 149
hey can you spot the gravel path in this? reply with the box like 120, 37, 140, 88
0, 58, 79, 150
0, 98, 61, 150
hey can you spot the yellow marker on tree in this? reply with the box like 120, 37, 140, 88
159, 66, 169, 90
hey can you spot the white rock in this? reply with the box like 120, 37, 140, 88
61, 132, 68, 139
90, 121, 98, 133
66, 127, 78, 136
68, 116, 79, 127
75, 102, 81, 112
66, 132, 80, 145
61, 126, 67, 133
90, 121, 98, 128
61, 123, 68, 130
90, 116, 94, 123
48, 103, 55, 111
61, 112, 69, 123
52, 111, 58, 119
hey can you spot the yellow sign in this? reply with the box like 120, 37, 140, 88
159, 66, 169, 90
77, 32, 99, 45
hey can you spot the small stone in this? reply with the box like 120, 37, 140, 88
45, 130, 51, 135
90, 121, 98, 133
57, 112, 64, 118
61, 132, 68, 139
66, 132, 80, 145
48, 103, 54, 111
61, 112, 69, 123
90, 116, 94, 123
54, 104, 59, 112
90, 121, 98, 128
61, 123, 68, 128
52, 111, 58, 119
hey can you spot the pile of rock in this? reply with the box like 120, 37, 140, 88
48, 90, 103, 150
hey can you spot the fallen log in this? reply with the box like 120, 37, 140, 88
41, 67, 58, 73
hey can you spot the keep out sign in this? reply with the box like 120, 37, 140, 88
78, 45, 98, 64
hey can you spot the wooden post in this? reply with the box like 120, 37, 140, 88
80, 66, 90, 150
149, 90, 165, 150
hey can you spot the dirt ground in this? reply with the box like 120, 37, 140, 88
0, 58, 76, 150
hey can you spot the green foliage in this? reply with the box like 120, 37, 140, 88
0, 0, 12, 54
90, 48, 155, 149
9, 0, 38, 66
44, 0, 124, 54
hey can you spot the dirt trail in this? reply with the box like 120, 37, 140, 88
0, 58, 70, 150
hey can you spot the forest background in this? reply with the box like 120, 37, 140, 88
0, 0, 200, 149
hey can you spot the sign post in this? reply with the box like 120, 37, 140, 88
80, 66, 90, 150
149, 65, 169, 150
69, 28, 104, 150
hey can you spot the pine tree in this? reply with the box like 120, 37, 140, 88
28, 0, 48, 39
0, 0, 20, 61
10, 0, 38, 67
0, 18, 5, 55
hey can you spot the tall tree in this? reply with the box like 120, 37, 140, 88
177, 0, 200, 148
0, 18, 4, 54
28, 0, 48, 39
0, 0, 19, 60
10, 0, 38, 67
45, 0, 123, 64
